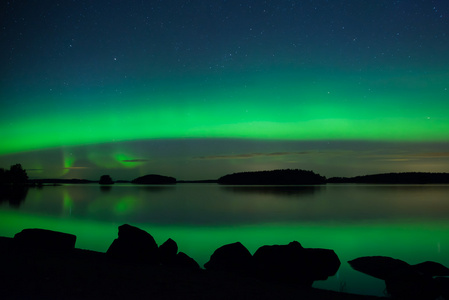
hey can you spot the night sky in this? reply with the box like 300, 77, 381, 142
1, 0, 449, 180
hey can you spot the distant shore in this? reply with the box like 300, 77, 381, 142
26, 171, 449, 185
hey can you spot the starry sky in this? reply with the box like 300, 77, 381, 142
1, 0, 449, 180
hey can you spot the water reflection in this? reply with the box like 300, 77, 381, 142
140, 186, 176, 193
1, 184, 449, 297
99, 185, 113, 193
0, 186, 29, 207
221, 185, 323, 197
3, 184, 449, 225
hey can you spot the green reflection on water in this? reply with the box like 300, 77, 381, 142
2, 184, 449, 296
1, 208, 448, 296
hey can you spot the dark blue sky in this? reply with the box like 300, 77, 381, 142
1, 1, 449, 180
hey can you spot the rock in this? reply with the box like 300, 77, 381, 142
175, 252, 200, 270
412, 261, 449, 277
349, 256, 447, 299
385, 270, 439, 300
253, 241, 340, 286
204, 242, 253, 273
435, 277, 449, 299
303, 248, 342, 281
14, 228, 76, 254
106, 224, 159, 264
348, 256, 410, 280
159, 238, 178, 265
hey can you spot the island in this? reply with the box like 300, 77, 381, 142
218, 169, 326, 185
327, 172, 449, 184
99, 175, 114, 185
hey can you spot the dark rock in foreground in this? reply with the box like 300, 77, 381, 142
253, 241, 340, 286
14, 228, 76, 254
0, 227, 386, 300
218, 169, 326, 185
348, 256, 411, 280
204, 240, 340, 287
159, 238, 178, 265
204, 242, 254, 273
106, 224, 159, 264
349, 256, 449, 300
412, 261, 449, 277
175, 251, 200, 270
131, 174, 176, 184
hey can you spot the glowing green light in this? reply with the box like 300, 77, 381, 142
63, 190, 73, 216
114, 153, 147, 168
114, 196, 137, 214
1, 70, 448, 155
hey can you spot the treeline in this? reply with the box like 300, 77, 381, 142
3, 163, 449, 185
0, 164, 28, 185
328, 172, 449, 184
131, 174, 176, 184
218, 169, 326, 185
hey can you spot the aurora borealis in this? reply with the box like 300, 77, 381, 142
1, 1, 449, 180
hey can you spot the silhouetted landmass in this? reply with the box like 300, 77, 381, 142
0, 164, 29, 207
0, 164, 28, 186
131, 174, 176, 184
99, 174, 114, 185
327, 172, 449, 184
218, 169, 326, 185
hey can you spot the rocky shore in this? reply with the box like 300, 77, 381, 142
0, 224, 445, 299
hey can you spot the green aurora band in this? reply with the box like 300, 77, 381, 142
2, 69, 449, 155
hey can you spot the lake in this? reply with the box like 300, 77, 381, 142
1, 183, 449, 296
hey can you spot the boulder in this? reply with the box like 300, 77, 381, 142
412, 261, 449, 277
204, 242, 253, 273
303, 248, 342, 281
349, 256, 449, 299
385, 270, 440, 300
106, 224, 158, 264
253, 241, 340, 286
348, 256, 410, 280
175, 252, 200, 270
435, 277, 449, 299
14, 228, 76, 254
159, 238, 178, 265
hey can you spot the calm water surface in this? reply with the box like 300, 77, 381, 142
1, 183, 449, 296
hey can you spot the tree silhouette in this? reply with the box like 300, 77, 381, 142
99, 175, 114, 185
0, 164, 28, 185
218, 169, 326, 185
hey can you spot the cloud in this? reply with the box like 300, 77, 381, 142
370, 151, 449, 162
412, 152, 449, 158
122, 159, 149, 162
194, 152, 310, 160
377, 158, 416, 162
